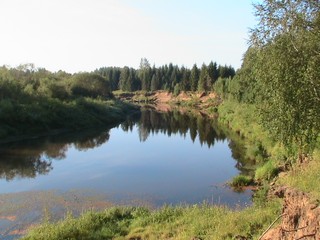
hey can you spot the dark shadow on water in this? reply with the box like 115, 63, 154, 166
0, 129, 111, 181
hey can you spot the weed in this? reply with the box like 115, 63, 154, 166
229, 175, 253, 188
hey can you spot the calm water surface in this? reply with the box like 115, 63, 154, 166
0, 109, 252, 207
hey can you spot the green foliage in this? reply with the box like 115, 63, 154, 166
213, 77, 231, 99
255, 161, 279, 181
173, 83, 181, 96
119, 67, 140, 92
70, 73, 112, 98
217, 100, 290, 181
139, 58, 152, 91
47, 82, 70, 100
244, 141, 268, 163
249, 0, 320, 156
190, 64, 200, 92
150, 72, 160, 91
95, 59, 235, 93
253, 184, 270, 207
0, 66, 136, 140
227, 47, 262, 103
207, 61, 219, 84
220, 0, 320, 164
198, 63, 209, 92
218, 101, 273, 151
278, 149, 320, 199
94, 67, 121, 91
229, 175, 253, 188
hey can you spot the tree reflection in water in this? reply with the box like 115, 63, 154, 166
0, 107, 256, 181
0, 129, 111, 181
122, 108, 227, 146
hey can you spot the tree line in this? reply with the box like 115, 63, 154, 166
220, 0, 320, 159
94, 59, 235, 94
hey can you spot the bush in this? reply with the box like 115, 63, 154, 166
229, 175, 253, 187
255, 160, 279, 181
70, 73, 112, 98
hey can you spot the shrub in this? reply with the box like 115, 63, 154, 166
255, 160, 278, 181
70, 73, 112, 98
229, 175, 253, 187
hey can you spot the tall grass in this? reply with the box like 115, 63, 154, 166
255, 161, 279, 181
22, 200, 281, 240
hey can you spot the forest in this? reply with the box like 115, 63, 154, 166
95, 60, 235, 93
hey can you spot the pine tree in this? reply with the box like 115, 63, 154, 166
119, 67, 130, 91
139, 58, 152, 91
190, 64, 199, 92
198, 63, 209, 92
207, 61, 217, 89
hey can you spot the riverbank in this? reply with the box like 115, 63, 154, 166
114, 90, 221, 112
0, 98, 139, 144
19, 91, 320, 239
22, 200, 281, 240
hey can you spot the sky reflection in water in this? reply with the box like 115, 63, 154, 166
0, 109, 252, 207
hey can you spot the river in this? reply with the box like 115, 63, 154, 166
0, 107, 253, 239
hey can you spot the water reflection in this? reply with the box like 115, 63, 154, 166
0, 129, 110, 181
121, 107, 253, 174
0, 107, 251, 181
123, 107, 227, 147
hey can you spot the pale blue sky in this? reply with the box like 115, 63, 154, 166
0, 0, 259, 73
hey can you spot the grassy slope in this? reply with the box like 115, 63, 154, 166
218, 101, 320, 198
0, 98, 137, 142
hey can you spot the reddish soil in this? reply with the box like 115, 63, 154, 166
261, 186, 320, 240
153, 91, 174, 103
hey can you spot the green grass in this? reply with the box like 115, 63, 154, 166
216, 100, 290, 183
22, 200, 281, 240
217, 101, 276, 156
229, 174, 253, 188
277, 149, 320, 199
255, 161, 279, 181
229, 175, 253, 188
